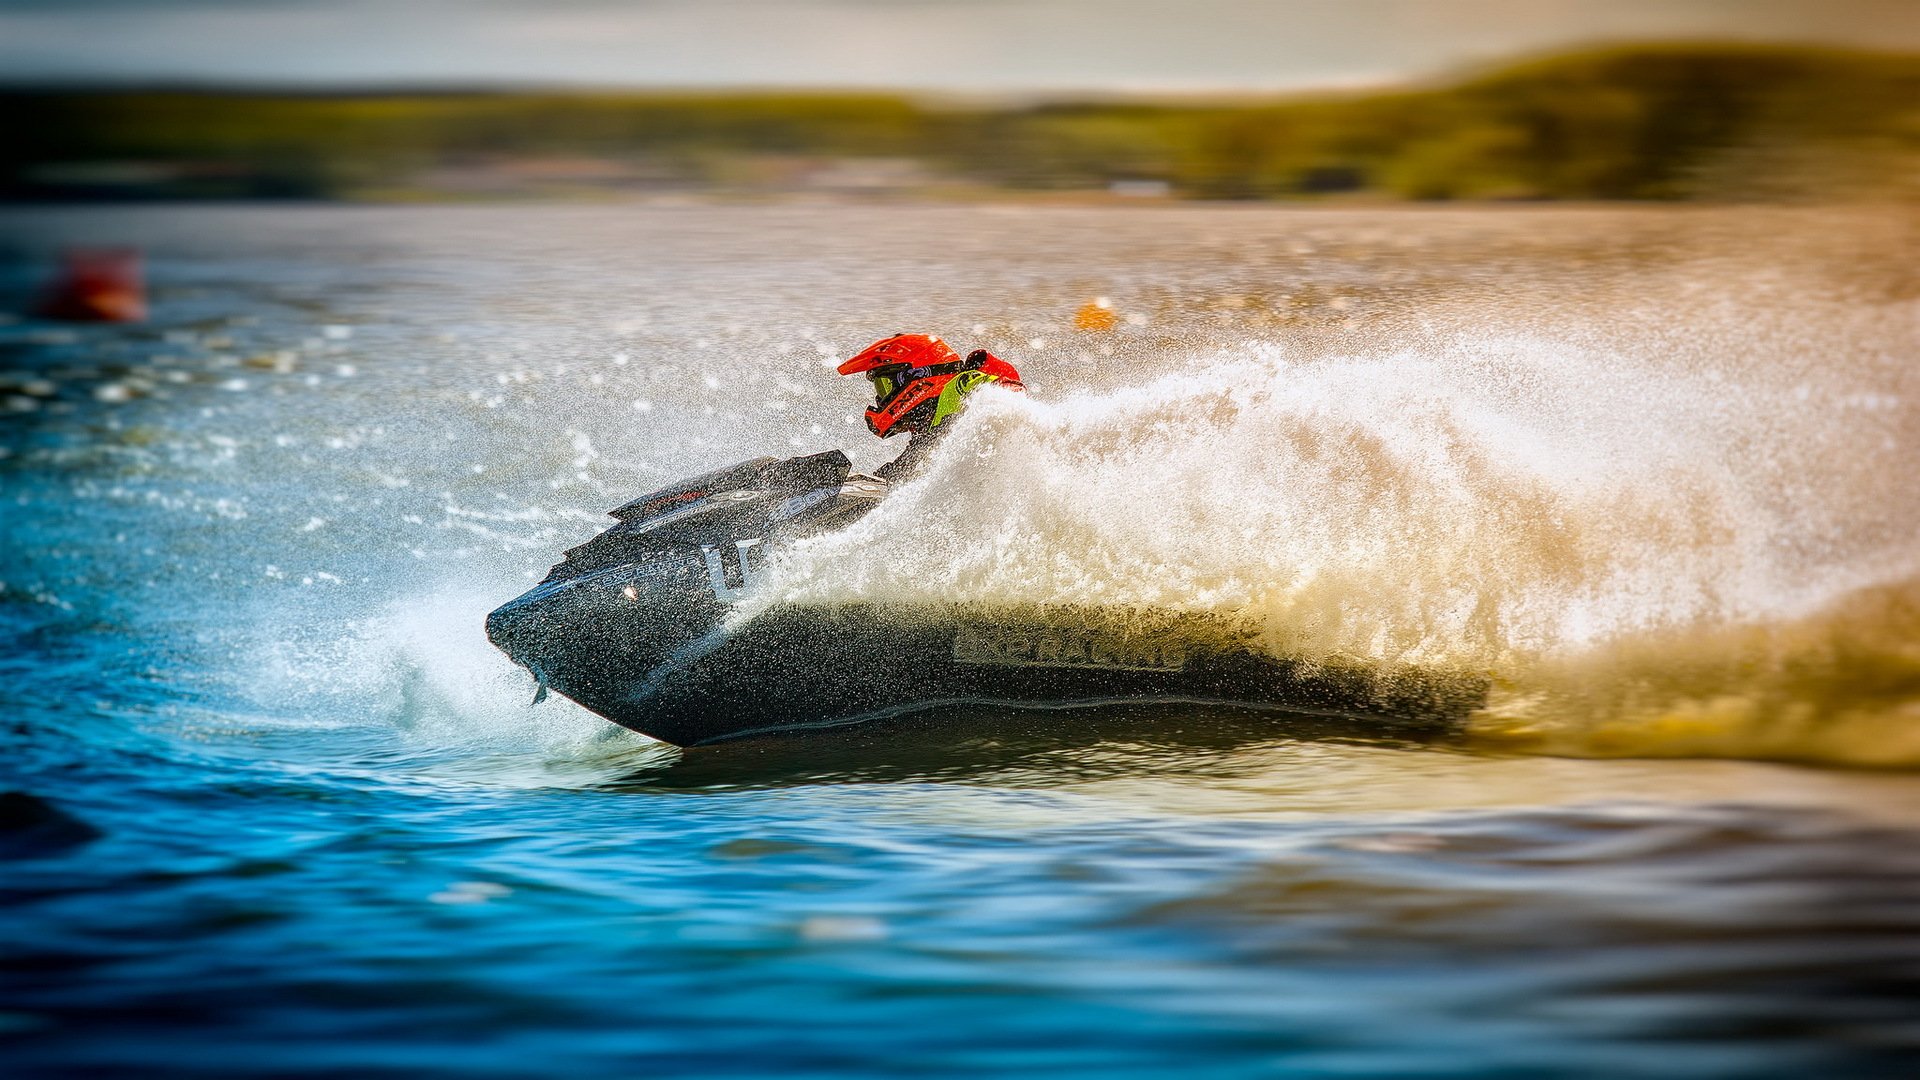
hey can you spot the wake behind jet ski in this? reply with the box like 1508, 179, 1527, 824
486, 334, 1488, 746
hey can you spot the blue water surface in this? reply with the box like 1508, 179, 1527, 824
3, 205, 1918, 1078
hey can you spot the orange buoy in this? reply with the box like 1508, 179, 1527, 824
1073, 297, 1116, 332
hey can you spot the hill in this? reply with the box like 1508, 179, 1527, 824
4, 44, 1915, 202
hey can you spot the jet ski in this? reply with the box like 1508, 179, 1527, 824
485, 450, 1488, 747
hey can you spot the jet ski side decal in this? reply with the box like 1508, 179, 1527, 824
951, 622, 1188, 672
702, 538, 764, 600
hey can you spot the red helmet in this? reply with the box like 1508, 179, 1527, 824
836, 333, 961, 376
839, 333, 1022, 438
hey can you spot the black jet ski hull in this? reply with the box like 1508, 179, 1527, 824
576, 599, 1474, 745
486, 451, 1488, 747
491, 583, 1486, 748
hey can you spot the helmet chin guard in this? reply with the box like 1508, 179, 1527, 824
864, 371, 955, 437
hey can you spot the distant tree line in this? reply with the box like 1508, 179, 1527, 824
4, 44, 1915, 202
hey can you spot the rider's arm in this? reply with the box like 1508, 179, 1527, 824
873, 429, 941, 483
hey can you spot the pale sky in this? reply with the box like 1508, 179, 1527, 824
2, 0, 1915, 92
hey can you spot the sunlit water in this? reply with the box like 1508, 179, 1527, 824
2, 203, 1918, 1077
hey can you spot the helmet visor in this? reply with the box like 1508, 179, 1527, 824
869, 369, 908, 405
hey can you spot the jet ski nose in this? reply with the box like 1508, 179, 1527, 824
485, 582, 562, 666
483, 603, 517, 653
484, 602, 531, 666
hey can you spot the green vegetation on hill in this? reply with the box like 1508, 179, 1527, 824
4, 44, 1915, 202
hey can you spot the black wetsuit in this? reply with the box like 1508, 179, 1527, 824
872, 428, 944, 484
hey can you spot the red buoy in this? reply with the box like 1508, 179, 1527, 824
37, 248, 147, 323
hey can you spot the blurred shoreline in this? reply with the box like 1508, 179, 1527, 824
6, 42, 1916, 206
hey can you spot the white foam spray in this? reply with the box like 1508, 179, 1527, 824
745, 315, 1920, 765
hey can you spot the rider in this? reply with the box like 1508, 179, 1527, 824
837, 333, 1023, 482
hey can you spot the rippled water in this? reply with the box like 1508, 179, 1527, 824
3, 203, 1918, 1076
